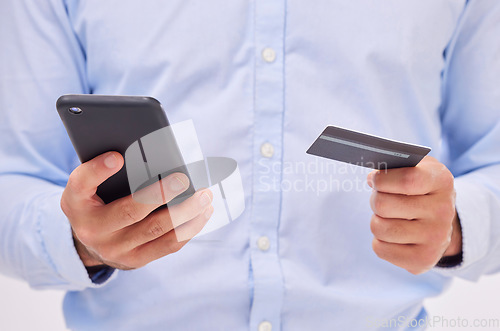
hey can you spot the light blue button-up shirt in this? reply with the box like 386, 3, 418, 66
1, 1, 500, 330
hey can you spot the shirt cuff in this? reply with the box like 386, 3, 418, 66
85, 265, 116, 284
37, 190, 116, 289
432, 177, 491, 278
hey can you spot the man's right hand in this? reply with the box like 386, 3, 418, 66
61, 151, 213, 270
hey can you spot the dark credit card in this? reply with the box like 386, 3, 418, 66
306, 125, 431, 170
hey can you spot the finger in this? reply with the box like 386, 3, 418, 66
132, 172, 190, 205
369, 191, 433, 219
102, 173, 190, 231
370, 214, 424, 244
372, 238, 440, 275
167, 189, 213, 228
66, 152, 124, 201
128, 206, 213, 268
117, 189, 213, 248
173, 204, 214, 242
367, 156, 451, 195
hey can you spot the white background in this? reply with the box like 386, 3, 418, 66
1, 272, 500, 330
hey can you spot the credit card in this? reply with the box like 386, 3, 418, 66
306, 125, 431, 169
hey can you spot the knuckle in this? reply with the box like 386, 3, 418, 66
371, 239, 385, 259
118, 201, 140, 223
401, 170, 418, 193
373, 193, 387, 216
148, 217, 166, 238
431, 163, 454, 192
370, 215, 384, 238
67, 170, 85, 194
60, 195, 73, 218
369, 215, 378, 236
371, 171, 380, 188
439, 164, 454, 186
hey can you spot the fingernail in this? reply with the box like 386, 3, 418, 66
104, 153, 118, 169
199, 192, 211, 207
205, 206, 214, 218
169, 176, 186, 192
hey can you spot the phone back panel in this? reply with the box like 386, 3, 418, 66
57, 94, 192, 204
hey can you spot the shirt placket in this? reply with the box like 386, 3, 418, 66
250, 0, 286, 331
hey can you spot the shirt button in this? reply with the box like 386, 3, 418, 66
260, 142, 274, 158
258, 321, 272, 331
257, 236, 270, 251
262, 47, 276, 63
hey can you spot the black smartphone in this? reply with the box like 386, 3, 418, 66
56, 94, 195, 204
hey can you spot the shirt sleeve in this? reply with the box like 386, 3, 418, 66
0, 0, 115, 290
434, 0, 500, 280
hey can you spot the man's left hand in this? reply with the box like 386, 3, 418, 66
367, 156, 462, 275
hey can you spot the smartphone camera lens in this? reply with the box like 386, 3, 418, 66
68, 107, 82, 115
